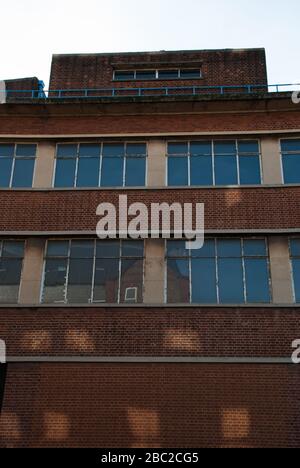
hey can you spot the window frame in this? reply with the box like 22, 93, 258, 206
113, 68, 202, 82
166, 139, 262, 187
41, 239, 145, 305
289, 237, 300, 303
0, 143, 37, 189
0, 239, 26, 304
280, 138, 300, 185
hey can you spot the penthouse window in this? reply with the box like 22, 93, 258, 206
281, 139, 300, 184
0, 144, 36, 188
0, 241, 25, 303
54, 143, 147, 188
42, 240, 144, 304
167, 238, 271, 304
168, 140, 262, 187
113, 69, 202, 81
290, 238, 300, 302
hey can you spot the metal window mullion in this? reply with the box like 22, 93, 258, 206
265, 238, 273, 303
90, 240, 97, 304
187, 142, 191, 186
241, 239, 248, 303
9, 145, 17, 188
123, 144, 127, 187
215, 238, 220, 304
64, 240, 71, 303
212, 141, 216, 186
236, 140, 241, 185
99, 143, 103, 187
288, 238, 297, 303
117, 241, 122, 304
74, 144, 80, 187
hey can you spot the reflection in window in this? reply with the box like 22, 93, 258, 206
281, 139, 300, 184
0, 240, 25, 303
167, 238, 271, 304
42, 240, 144, 304
0, 144, 36, 188
167, 140, 261, 186
114, 69, 201, 81
54, 142, 147, 188
290, 238, 300, 302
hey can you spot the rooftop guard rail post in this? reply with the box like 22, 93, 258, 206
1, 83, 300, 101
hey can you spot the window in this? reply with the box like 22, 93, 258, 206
0, 144, 36, 188
281, 139, 300, 184
167, 140, 261, 187
0, 240, 25, 303
166, 238, 271, 304
114, 68, 202, 81
290, 238, 300, 302
42, 239, 144, 304
54, 142, 147, 188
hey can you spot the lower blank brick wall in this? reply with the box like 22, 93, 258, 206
0, 363, 300, 448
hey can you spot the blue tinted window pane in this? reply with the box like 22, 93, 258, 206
122, 241, 144, 257
101, 157, 124, 187
158, 70, 179, 79
47, 241, 69, 257
2, 241, 24, 258
78, 144, 100, 158
125, 158, 146, 186
192, 239, 215, 258
218, 259, 245, 303
168, 157, 188, 186
215, 155, 238, 185
167, 241, 189, 258
192, 259, 217, 303
239, 155, 261, 185
168, 143, 188, 155
126, 144, 147, 155
214, 141, 236, 154
245, 258, 270, 303
54, 159, 76, 187
76, 158, 100, 187
136, 71, 156, 80
0, 145, 14, 158
0, 159, 13, 187
190, 142, 212, 155
57, 144, 77, 158
291, 239, 300, 257
190, 155, 213, 186
281, 140, 300, 152
96, 241, 120, 258
12, 159, 35, 187
282, 155, 300, 183
167, 258, 190, 303
102, 144, 125, 157
244, 239, 267, 257
292, 259, 300, 302
16, 144, 36, 157
114, 71, 135, 80
70, 241, 94, 258
180, 69, 201, 79
238, 141, 259, 154
217, 239, 242, 257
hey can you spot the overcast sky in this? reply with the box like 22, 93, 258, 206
0, 0, 299, 87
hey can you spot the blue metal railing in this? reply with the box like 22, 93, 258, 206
1, 83, 300, 100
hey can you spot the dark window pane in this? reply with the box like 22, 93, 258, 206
167, 258, 190, 303
167, 241, 189, 258
215, 155, 238, 185
126, 144, 147, 156
218, 258, 245, 303
168, 157, 188, 186
0, 145, 14, 158
281, 139, 300, 152
43, 259, 68, 303
292, 259, 300, 302
120, 259, 144, 303
96, 241, 120, 258
158, 70, 179, 79
243, 239, 267, 257
191, 239, 215, 258
12, 159, 35, 187
2, 241, 24, 258
76, 158, 100, 187
78, 144, 101, 158
239, 155, 261, 185
125, 158, 146, 186
290, 239, 300, 257
282, 155, 300, 183
102, 144, 125, 157
168, 143, 188, 155
57, 144, 77, 158
238, 141, 259, 154
101, 157, 124, 187
70, 241, 94, 258
54, 159, 76, 187
190, 142, 212, 155
192, 258, 217, 303
180, 69, 201, 79
114, 71, 135, 80
214, 141, 236, 154
136, 71, 156, 80
190, 155, 213, 185
67, 258, 93, 303
0, 159, 13, 187
16, 144, 36, 157
47, 241, 69, 257
122, 241, 144, 258
0, 259, 22, 303
245, 258, 270, 303
217, 239, 242, 257
94, 258, 119, 303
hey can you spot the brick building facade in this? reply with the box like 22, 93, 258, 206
0, 48, 300, 448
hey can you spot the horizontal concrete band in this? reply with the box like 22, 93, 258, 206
4, 356, 295, 364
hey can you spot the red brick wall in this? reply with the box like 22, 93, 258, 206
0, 307, 299, 358
1, 363, 299, 448
49, 49, 267, 91
0, 187, 299, 232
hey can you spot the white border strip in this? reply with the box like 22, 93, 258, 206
0, 81, 6, 104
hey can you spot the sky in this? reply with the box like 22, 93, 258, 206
0, 0, 299, 88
